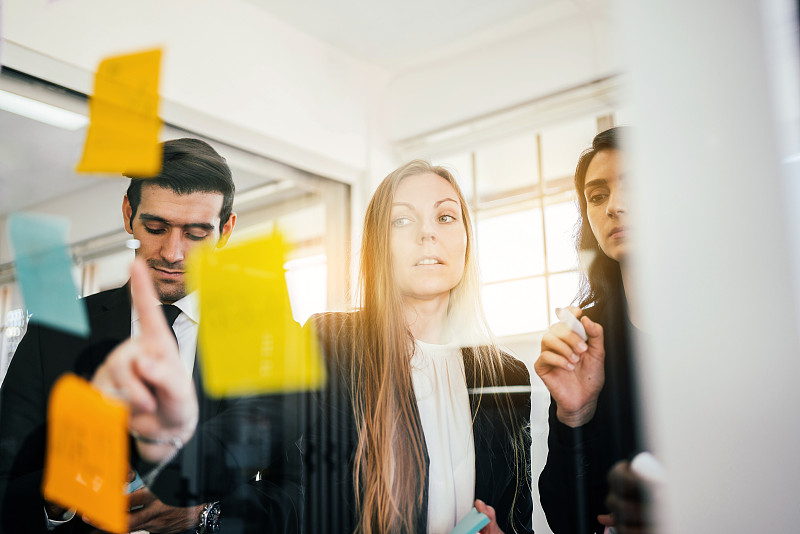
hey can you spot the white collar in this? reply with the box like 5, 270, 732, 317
131, 290, 200, 324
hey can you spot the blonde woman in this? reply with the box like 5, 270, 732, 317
306, 160, 533, 534
93, 161, 533, 534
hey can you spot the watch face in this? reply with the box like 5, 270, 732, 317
205, 502, 221, 533
197, 502, 222, 534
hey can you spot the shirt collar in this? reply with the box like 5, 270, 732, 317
131, 290, 200, 324
174, 291, 200, 324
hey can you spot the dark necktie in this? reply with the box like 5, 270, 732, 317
160, 304, 181, 347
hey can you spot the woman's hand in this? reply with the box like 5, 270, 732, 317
534, 307, 605, 427
475, 499, 504, 534
91, 259, 198, 463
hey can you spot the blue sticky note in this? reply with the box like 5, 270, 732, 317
450, 507, 490, 534
127, 471, 145, 494
8, 212, 89, 336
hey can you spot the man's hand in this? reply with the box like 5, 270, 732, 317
534, 307, 605, 427
598, 460, 654, 534
91, 259, 198, 463
128, 487, 204, 533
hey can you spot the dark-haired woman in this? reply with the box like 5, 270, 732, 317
535, 127, 647, 534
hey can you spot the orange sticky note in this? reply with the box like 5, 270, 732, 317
187, 231, 326, 397
43, 374, 129, 533
76, 48, 162, 176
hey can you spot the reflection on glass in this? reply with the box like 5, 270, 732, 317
544, 197, 580, 272
481, 277, 547, 336
284, 254, 327, 326
475, 133, 538, 201
540, 117, 598, 182
547, 271, 580, 323
433, 152, 474, 201
477, 209, 544, 283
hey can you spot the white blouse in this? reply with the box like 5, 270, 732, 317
411, 339, 476, 534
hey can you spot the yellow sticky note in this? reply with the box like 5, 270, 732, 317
43, 374, 129, 533
76, 48, 162, 176
188, 231, 326, 397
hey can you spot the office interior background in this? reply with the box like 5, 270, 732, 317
1, 0, 799, 531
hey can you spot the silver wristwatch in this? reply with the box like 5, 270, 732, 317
196, 501, 221, 534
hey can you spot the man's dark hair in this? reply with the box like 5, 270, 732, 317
125, 138, 235, 233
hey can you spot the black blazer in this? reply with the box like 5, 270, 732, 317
538, 295, 642, 534
302, 312, 534, 534
0, 286, 132, 534
0, 286, 302, 534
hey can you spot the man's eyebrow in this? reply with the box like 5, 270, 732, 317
584, 178, 608, 191
139, 214, 170, 224
139, 213, 215, 231
183, 222, 216, 231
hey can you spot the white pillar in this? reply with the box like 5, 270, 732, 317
618, 0, 800, 531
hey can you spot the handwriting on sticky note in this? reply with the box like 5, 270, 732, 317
76, 48, 162, 176
8, 212, 89, 336
42, 374, 129, 533
188, 231, 326, 397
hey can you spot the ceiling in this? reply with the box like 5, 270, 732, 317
240, 0, 579, 68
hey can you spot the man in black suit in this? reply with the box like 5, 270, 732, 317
0, 138, 250, 533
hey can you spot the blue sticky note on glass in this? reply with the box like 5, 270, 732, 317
450, 507, 490, 534
8, 212, 89, 337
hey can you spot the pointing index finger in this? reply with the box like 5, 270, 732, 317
130, 259, 174, 353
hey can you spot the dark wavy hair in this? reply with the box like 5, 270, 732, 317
574, 127, 627, 308
125, 138, 235, 233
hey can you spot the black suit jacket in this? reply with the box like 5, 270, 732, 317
538, 294, 642, 534
302, 312, 534, 534
0, 286, 132, 534
0, 286, 302, 534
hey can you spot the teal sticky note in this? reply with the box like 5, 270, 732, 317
450, 507, 490, 534
8, 212, 89, 337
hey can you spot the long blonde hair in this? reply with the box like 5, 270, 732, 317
352, 160, 527, 533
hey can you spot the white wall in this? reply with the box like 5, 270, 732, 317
382, 2, 620, 143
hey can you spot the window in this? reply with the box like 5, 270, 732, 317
432, 111, 623, 336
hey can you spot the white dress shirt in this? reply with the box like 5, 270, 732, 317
131, 291, 199, 375
411, 339, 476, 534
